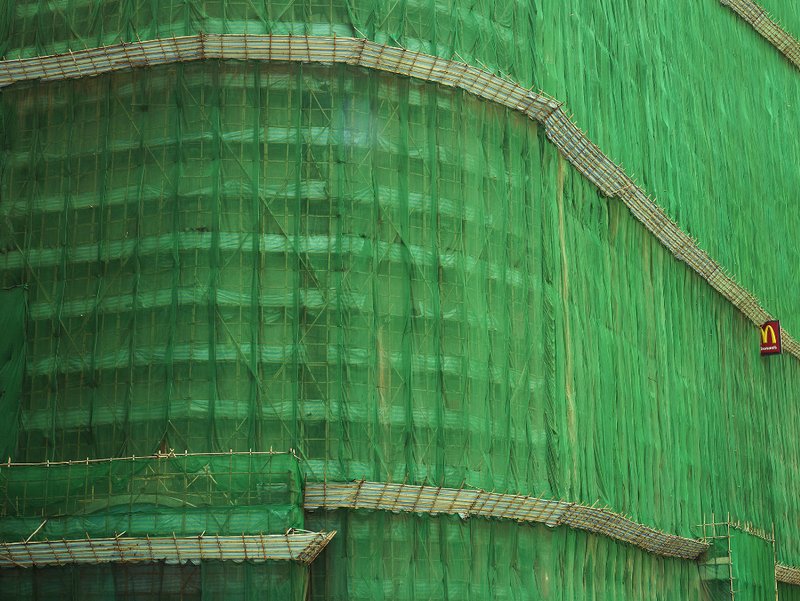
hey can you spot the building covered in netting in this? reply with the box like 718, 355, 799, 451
1, 1, 800, 599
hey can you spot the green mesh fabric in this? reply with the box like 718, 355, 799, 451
781, 583, 800, 601
0, 0, 534, 79
306, 512, 708, 600
2, 59, 800, 597
0, 0, 798, 333
700, 524, 779, 601
0, 288, 26, 460
0, 562, 308, 601
0, 63, 546, 492
532, 1, 800, 337
0, 453, 302, 540
2, 0, 800, 599
728, 527, 777, 601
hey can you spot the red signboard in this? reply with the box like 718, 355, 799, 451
760, 320, 782, 356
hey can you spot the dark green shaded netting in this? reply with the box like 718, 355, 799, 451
0, 453, 302, 540
700, 524, 778, 601
2, 60, 800, 597
781, 583, 800, 601
305, 511, 708, 600
0, 289, 25, 460
0, 562, 308, 601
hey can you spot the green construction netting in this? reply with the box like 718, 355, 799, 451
0, 0, 798, 335
781, 583, 800, 601
741, 0, 800, 43
1, 0, 800, 599
305, 511, 709, 600
0, 288, 25, 461
1, 59, 799, 597
0, 562, 308, 601
728, 527, 777, 601
0, 62, 549, 491
700, 524, 778, 601
532, 1, 800, 338
0, 453, 302, 540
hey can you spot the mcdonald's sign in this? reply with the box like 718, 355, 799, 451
760, 320, 782, 356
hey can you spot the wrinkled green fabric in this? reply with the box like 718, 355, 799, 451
0, 0, 798, 333
2, 0, 800, 599
2, 60, 799, 598
728, 527, 776, 601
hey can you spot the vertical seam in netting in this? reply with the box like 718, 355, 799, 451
208, 64, 222, 450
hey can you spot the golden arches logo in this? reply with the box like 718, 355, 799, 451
761, 324, 777, 345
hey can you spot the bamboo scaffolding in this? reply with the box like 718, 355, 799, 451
0, 34, 793, 361
304, 481, 709, 560
0, 450, 302, 520
0, 531, 336, 567
776, 563, 800, 585
3, 449, 298, 468
7, 452, 800, 576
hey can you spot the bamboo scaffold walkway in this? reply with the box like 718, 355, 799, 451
0, 34, 794, 361
304, 481, 710, 561
0, 531, 336, 568
776, 563, 800, 585
720, 0, 800, 69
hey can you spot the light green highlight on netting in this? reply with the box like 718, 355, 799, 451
532, 1, 800, 335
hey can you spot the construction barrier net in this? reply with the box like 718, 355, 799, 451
728, 526, 778, 601
0, 453, 312, 599
0, 453, 302, 540
0, 562, 309, 601
700, 522, 778, 601
0, 0, 798, 332
1, 1, 800, 600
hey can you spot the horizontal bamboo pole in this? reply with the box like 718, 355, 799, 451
4, 448, 297, 467
0, 531, 336, 567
